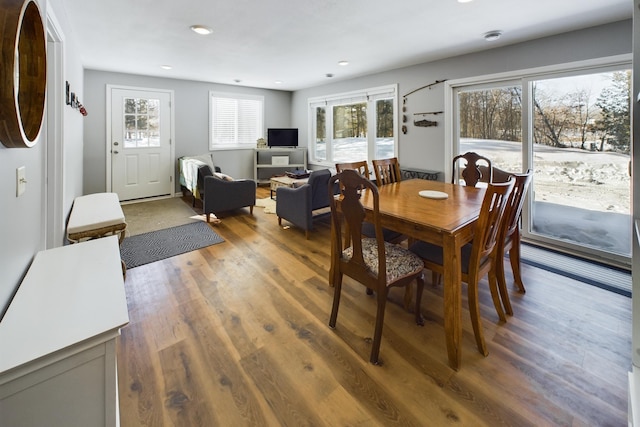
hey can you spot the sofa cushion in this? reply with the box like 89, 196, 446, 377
213, 172, 234, 181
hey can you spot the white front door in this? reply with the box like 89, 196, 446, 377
109, 87, 173, 201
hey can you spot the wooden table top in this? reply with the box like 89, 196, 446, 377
359, 179, 485, 235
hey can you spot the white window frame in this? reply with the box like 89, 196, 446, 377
308, 84, 398, 167
209, 91, 264, 150
445, 53, 632, 267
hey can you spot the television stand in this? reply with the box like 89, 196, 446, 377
254, 147, 307, 185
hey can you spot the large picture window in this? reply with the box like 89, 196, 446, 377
209, 91, 264, 149
309, 85, 397, 165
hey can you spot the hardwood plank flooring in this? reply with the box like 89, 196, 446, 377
117, 189, 631, 426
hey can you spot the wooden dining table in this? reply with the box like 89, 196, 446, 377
358, 178, 486, 370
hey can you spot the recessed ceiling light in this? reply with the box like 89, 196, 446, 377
233, 79, 242, 83
190, 25, 212, 35
338, 60, 349, 66
458, 0, 473, 3
483, 30, 503, 41
160, 65, 172, 70
275, 80, 283, 84
326, 73, 334, 78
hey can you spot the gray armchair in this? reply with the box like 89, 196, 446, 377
276, 169, 332, 239
199, 165, 256, 223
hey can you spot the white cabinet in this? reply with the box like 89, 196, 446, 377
254, 148, 307, 184
0, 236, 129, 427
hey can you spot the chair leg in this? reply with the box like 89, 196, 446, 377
488, 269, 507, 322
414, 274, 425, 326
206, 213, 210, 223
432, 271, 441, 286
250, 205, 254, 214
495, 254, 513, 316
329, 274, 343, 328
467, 278, 488, 356
278, 217, 282, 226
370, 290, 388, 365
403, 285, 413, 311
510, 234, 526, 293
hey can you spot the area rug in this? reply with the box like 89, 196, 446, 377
120, 221, 224, 269
255, 197, 277, 214
121, 197, 201, 236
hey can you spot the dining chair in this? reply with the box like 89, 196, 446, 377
336, 160, 404, 246
493, 168, 533, 315
409, 178, 514, 356
372, 157, 402, 187
335, 160, 371, 180
452, 152, 493, 187
328, 169, 425, 365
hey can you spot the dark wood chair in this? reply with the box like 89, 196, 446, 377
372, 157, 402, 187
409, 178, 514, 356
328, 169, 425, 365
493, 168, 533, 315
452, 152, 493, 187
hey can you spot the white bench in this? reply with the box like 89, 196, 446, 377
67, 193, 127, 244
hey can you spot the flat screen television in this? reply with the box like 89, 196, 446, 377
267, 128, 298, 147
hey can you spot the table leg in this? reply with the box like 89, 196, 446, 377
443, 235, 462, 370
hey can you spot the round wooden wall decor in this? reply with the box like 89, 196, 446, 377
0, 0, 46, 148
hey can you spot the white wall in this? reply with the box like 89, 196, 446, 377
82, 71, 293, 193
292, 20, 632, 175
0, 0, 85, 317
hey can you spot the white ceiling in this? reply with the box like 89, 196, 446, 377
59, 0, 631, 91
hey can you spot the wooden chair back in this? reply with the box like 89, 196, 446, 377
495, 168, 533, 314
335, 161, 370, 179
329, 169, 385, 288
470, 179, 515, 273
452, 152, 492, 187
372, 157, 402, 186
501, 169, 533, 242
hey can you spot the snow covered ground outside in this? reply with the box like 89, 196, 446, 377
462, 138, 631, 215
463, 138, 632, 257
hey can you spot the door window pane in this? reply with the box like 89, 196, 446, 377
123, 97, 161, 148
531, 71, 631, 257
458, 86, 523, 172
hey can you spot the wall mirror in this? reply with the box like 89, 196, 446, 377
0, 0, 46, 148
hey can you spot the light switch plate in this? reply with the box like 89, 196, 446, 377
16, 166, 26, 197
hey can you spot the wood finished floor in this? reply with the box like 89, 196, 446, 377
117, 189, 632, 426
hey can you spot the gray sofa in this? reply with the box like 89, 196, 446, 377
276, 169, 332, 239
197, 165, 256, 223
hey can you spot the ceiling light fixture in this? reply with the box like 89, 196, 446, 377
326, 73, 334, 78
233, 79, 242, 83
458, 0, 473, 3
160, 65, 172, 70
338, 60, 349, 66
190, 25, 212, 35
483, 30, 503, 41
275, 80, 283, 84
